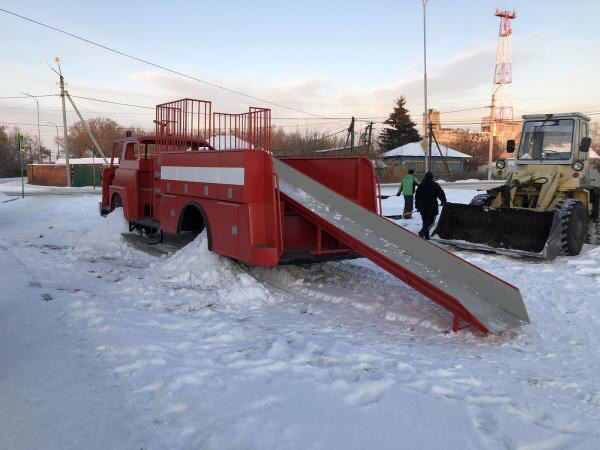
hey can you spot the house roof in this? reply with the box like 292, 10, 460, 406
381, 142, 472, 159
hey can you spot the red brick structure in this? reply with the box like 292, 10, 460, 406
27, 164, 68, 186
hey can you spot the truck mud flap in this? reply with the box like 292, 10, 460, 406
432, 203, 562, 260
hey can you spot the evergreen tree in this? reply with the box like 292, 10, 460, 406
378, 97, 421, 151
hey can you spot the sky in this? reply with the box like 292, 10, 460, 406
1, 0, 599, 150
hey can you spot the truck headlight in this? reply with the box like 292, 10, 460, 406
572, 161, 584, 171
496, 159, 506, 169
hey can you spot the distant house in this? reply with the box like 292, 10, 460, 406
381, 142, 471, 174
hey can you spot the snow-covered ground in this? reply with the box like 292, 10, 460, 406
0, 177, 100, 196
1, 188, 600, 449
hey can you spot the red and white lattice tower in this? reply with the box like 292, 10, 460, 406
492, 8, 516, 136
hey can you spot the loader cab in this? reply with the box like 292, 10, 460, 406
515, 113, 591, 166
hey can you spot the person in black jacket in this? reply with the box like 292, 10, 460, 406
415, 171, 447, 239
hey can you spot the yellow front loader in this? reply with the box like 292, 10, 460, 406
433, 113, 600, 259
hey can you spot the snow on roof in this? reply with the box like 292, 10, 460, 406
209, 135, 254, 150
381, 142, 472, 159
54, 158, 116, 165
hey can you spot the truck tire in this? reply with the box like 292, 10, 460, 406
556, 199, 587, 256
587, 218, 600, 245
470, 193, 495, 207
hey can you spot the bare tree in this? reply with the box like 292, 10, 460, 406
450, 130, 502, 171
0, 126, 37, 177
271, 127, 346, 157
66, 118, 135, 158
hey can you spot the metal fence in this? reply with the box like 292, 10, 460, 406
155, 98, 271, 153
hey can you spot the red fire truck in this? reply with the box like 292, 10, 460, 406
100, 98, 529, 334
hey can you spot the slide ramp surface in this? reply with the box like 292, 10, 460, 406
273, 159, 529, 333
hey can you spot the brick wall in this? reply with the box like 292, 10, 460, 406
27, 164, 68, 186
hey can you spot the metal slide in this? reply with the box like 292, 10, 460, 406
273, 159, 530, 334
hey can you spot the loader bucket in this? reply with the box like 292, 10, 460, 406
432, 203, 563, 260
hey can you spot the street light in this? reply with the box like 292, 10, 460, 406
45, 121, 60, 162
21, 92, 42, 163
422, 0, 430, 173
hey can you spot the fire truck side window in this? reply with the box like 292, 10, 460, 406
123, 142, 138, 160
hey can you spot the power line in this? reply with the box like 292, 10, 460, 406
0, 121, 62, 127
0, 8, 328, 119
0, 120, 152, 131
437, 106, 490, 114
29, 92, 390, 121
69, 95, 154, 109
0, 94, 57, 99
0, 89, 492, 121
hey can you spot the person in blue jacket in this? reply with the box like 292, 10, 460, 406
396, 169, 419, 219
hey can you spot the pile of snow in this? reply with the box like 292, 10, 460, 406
65, 207, 150, 268
75, 208, 129, 250
64, 208, 274, 313
155, 233, 274, 310
108, 232, 276, 315
441, 178, 481, 183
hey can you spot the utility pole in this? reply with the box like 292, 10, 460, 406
345, 116, 356, 152
366, 121, 374, 153
488, 94, 496, 180
65, 92, 108, 163
92, 147, 96, 190
51, 57, 71, 187
21, 93, 42, 163
431, 128, 451, 175
350, 116, 355, 152
18, 131, 26, 198
428, 123, 433, 175
422, 0, 430, 172
60, 71, 71, 186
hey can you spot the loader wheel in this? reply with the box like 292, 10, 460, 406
587, 218, 600, 245
556, 199, 587, 256
470, 193, 495, 207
